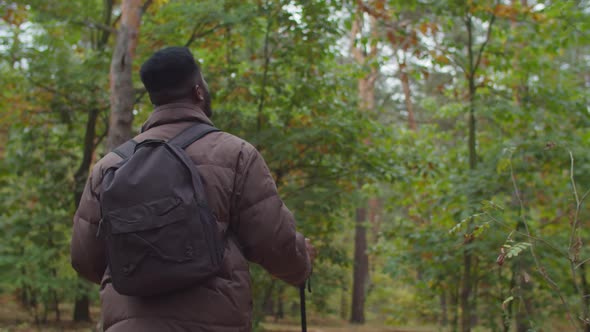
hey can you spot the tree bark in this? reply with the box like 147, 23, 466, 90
73, 294, 90, 322
451, 284, 459, 331
515, 261, 534, 332
72, 1, 117, 322
275, 285, 285, 321
358, 0, 416, 132
461, 8, 496, 329
440, 289, 448, 327
107, 0, 148, 151
351, 207, 368, 324
470, 259, 479, 326
262, 279, 276, 316
349, 11, 378, 325
72, 108, 100, 322
340, 285, 349, 320
460, 247, 473, 332
503, 270, 516, 332
0, 127, 7, 158
580, 263, 590, 332
399, 62, 417, 131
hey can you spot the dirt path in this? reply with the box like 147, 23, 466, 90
262, 322, 435, 332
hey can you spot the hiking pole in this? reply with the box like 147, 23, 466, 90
300, 277, 311, 332
300, 283, 307, 332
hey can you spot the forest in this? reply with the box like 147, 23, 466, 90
0, 0, 589, 331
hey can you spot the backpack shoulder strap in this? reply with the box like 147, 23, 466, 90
112, 139, 138, 159
169, 122, 220, 149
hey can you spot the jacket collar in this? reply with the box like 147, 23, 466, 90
141, 103, 214, 132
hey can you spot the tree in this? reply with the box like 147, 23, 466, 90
349, 4, 379, 324
69, 0, 116, 322
107, 0, 152, 151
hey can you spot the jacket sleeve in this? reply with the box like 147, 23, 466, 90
233, 147, 311, 286
70, 170, 106, 285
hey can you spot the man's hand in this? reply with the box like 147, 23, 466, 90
305, 238, 316, 264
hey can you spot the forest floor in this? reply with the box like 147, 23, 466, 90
0, 294, 575, 331
262, 321, 434, 332
0, 294, 430, 332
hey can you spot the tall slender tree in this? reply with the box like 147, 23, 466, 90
349, 6, 378, 323
460, 4, 496, 331
107, 0, 152, 151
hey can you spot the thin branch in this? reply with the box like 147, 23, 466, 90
112, 13, 122, 27
185, 23, 228, 48
141, 0, 154, 14
576, 257, 590, 270
75, 19, 117, 34
431, 43, 466, 74
356, 0, 411, 31
98, 0, 114, 48
486, 214, 567, 257
97, 110, 110, 150
26, 75, 86, 106
94, 127, 108, 151
184, 23, 204, 47
569, 151, 581, 258
570, 151, 581, 206
473, 13, 496, 73
135, 88, 148, 104
581, 188, 590, 206
509, 150, 578, 329
465, 14, 474, 78
350, 13, 364, 63
368, 15, 379, 58
257, 8, 272, 132
566, 150, 588, 330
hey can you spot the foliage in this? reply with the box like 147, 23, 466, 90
0, 0, 589, 330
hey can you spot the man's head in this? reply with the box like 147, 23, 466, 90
140, 47, 212, 116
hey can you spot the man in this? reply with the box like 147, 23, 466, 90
71, 47, 314, 331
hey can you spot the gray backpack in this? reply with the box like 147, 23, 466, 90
97, 123, 224, 297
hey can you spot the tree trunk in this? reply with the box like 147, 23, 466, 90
580, 263, 590, 332
510, 0, 528, 105
71, 108, 100, 322
275, 285, 285, 321
451, 284, 459, 332
349, 11, 378, 325
72, 0, 117, 321
107, 0, 147, 151
440, 289, 448, 327
73, 294, 90, 322
460, 65, 477, 332
461, 10, 489, 330
340, 285, 348, 320
515, 267, 534, 332
460, 248, 473, 332
470, 258, 479, 326
262, 280, 276, 316
510, 181, 534, 331
399, 62, 417, 131
74, 109, 100, 203
351, 207, 368, 324
503, 270, 516, 332
0, 127, 7, 158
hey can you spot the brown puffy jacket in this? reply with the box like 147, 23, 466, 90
71, 103, 311, 332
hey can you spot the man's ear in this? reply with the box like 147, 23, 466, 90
194, 85, 204, 102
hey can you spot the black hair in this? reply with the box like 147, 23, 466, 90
140, 47, 201, 105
